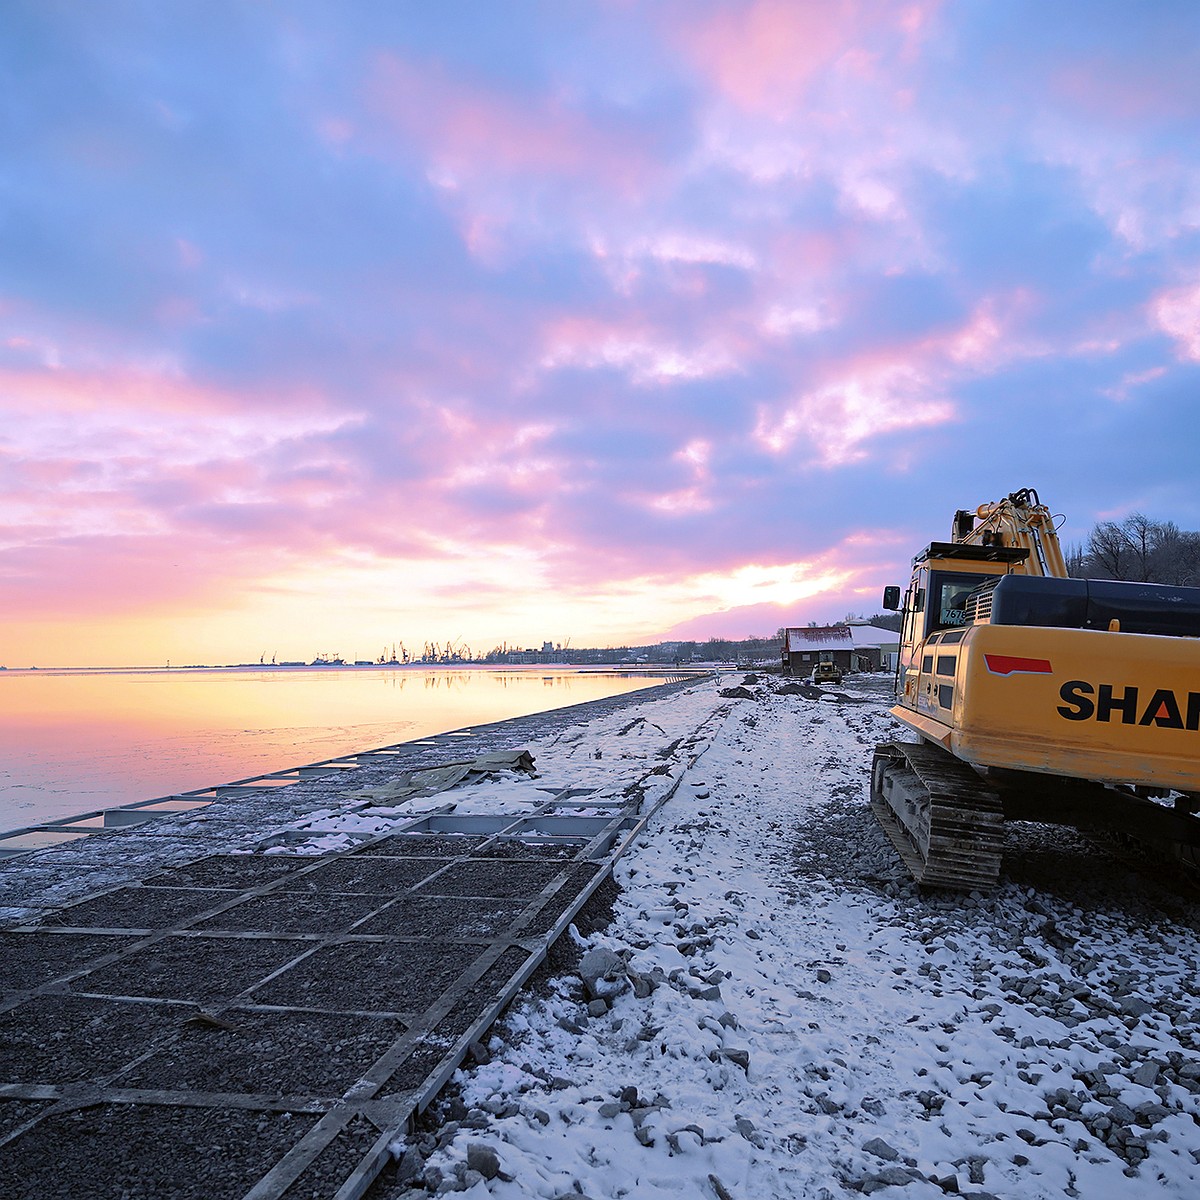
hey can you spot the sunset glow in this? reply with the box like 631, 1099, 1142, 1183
3, 2, 1200, 666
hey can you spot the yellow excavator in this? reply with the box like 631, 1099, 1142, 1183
872, 487, 1200, 889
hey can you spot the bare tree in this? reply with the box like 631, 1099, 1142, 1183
1087, 519, 1133, 579
1123, 512, 1158, 581
1084, 514, 1200, 584
1152, 525, 1200, 586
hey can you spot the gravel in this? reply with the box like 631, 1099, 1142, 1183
277, 856, 447, 895
388, 673, 1200, 1198
0, 995, 183, 1084
414, 860, 568, 899
354, 895, 528, 939
250, 939, 484, 1013
74, 935, 304, 1003
42, 886, 235, 930
191, 891, 388, 934
122, 1007, 407, 1097
0, 678, 717, 1196
0, 1104, 316, 1200
0, 931, 135, 993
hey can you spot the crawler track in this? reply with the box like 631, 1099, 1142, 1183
870, 741, 1004, 890
996, 774, 1200, 885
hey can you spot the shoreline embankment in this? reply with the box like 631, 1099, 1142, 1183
0, 675, 713, 926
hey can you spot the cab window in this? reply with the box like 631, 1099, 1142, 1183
928, 571, 992, 631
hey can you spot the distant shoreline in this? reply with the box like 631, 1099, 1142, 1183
0, 662, 720, 677
0, 665, 716, 840
0, 674, 708, 899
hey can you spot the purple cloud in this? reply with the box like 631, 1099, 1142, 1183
3, 1, 1200, 663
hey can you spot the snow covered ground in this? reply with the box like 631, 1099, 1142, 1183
375, 674, 1200, 1200
259, 685, 730, 856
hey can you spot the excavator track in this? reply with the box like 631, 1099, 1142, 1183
870, 741, 1004, 890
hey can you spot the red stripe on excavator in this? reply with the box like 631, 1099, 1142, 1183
984, 655, 1053, 676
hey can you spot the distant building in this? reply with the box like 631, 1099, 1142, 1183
504, 642, 566, 665
780, 623, 899, 675
846, 621, 901, 672
781, 625, 855, 676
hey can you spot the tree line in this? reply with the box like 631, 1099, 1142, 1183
1070, 513, 1200, 586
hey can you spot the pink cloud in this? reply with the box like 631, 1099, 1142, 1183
0, 363, 332, 419
584, 226, 765, 303
752, 295, 1036, 465
365, 54, 656, 192
942, 298, 1009, 368
1102, 366, 1167, 402
752, 230, 855, 338
0, 532, 297, 619
357, 53, 675, 262
1150, 282, 1200, 361
1053, 56, 1200, 126
657, 546, 907, 640
536, 313, 743, 385
0, 434, 456, 626
755, 367, 953, 466
316, 115, 355, 148
0, 360, 389, 625
679, 0, 862, 115
677, 0, 940, 117
175, 238, 203, 269
1030, 119, 1200, 252
153, 294, 203, 327
671, 11, 968, 274
623, 440, 716, 517
769, 228, 856, 280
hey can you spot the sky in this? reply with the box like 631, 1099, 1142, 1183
3, 1, 1200, 667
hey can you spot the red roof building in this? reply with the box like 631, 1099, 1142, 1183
781, 624, 891, 675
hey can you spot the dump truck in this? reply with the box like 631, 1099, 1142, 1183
872, 488, 1200, 889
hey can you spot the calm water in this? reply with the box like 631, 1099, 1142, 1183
0, 666, 667, 831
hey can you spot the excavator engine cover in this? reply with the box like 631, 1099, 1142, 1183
975, 574, 1200, 637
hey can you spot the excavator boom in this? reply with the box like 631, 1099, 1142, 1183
951, 486, 1067, 577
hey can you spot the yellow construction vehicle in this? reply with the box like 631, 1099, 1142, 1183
872, 487, 1200, 888
813, 660, 844, 685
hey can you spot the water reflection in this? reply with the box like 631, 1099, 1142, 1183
0, 666, 662, 828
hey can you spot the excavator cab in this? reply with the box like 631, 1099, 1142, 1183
884, 542, 1028, 719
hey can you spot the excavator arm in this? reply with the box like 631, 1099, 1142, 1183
951, 487, 1067, 578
